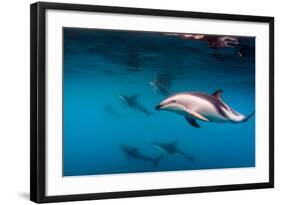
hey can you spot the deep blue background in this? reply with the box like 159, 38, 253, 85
63, 28, 255, 176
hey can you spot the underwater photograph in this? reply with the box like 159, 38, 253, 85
63, 27, 255, 177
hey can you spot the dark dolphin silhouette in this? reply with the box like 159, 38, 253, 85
121, 144, 162, 167
118, 94, 153, 116
149, 73, 172, 96
152, 141, 194, 162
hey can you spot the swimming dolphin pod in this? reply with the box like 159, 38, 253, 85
155, 90, 254, 128
121, 144, 162, 167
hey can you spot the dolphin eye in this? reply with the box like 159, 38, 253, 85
172, 100, 177, 103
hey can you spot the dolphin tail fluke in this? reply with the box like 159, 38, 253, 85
243, 111, 255, 122
152, 156, 163, 167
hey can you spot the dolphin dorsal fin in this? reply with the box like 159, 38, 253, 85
212, 89, 223, 100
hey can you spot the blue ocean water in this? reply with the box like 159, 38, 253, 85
63, 28, 255, 177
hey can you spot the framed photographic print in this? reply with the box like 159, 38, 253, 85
30, 2, 274, 203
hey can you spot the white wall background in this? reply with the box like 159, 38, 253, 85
0, 0, 278, 204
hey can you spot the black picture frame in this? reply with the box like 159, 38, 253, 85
30, 2, 274, 203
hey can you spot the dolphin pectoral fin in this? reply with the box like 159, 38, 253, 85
152, 156, 163, 167
212, 89, 223, 99
185, 116, 200, 128
185, 108, 209, 122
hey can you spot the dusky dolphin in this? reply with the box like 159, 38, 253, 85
149, 81, 170, 96
152, 141, 194, 162
149, 73, 172, 96
155, 90, 254, 128
119, 94, 153, 116
121, 144, 161, 167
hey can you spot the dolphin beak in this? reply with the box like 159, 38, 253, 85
155, 104, 162, 110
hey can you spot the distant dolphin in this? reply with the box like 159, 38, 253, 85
149, 81, 170, 96
152, 141, 194, 162
119, 94, 153, 116
155, 90, 254, 128
121, 144, 161, 167
149, 73, 172, 96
